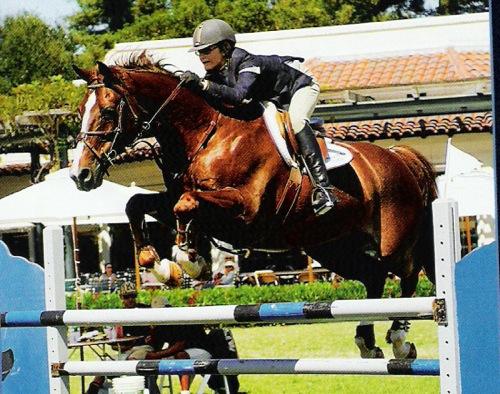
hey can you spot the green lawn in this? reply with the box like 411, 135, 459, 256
69, 320, 439, 393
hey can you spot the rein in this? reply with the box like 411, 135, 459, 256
141, 81, 184, 132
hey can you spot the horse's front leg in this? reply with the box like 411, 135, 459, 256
126, 191, 177, 267
173, 187, 247, 223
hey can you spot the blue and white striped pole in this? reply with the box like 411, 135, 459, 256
1, 297, 437, 327
59, 358, 440, 377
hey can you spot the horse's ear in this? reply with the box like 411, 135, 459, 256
72, 65, 93, 82
97, 61, 122, 88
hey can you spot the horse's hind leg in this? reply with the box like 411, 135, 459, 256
354, 258, 387, 359
385, 268, 419, 359
385, 320, 416, 359
355, 323, 384, 358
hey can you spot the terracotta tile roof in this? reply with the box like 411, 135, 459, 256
306, 50, 490, 91
324, 112, 492, 141
0, 163, 31, 176
0, 142, 160, 177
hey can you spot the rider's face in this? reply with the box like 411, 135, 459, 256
199, 46, 225, 72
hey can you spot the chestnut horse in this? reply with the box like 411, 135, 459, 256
70, 59, 437, 359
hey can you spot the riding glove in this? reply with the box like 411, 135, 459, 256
181, 71, 208, 91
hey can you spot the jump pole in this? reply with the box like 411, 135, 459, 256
59, 358, 440, 376
0, 297, 437, 327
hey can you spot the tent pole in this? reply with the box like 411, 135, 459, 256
71, 217, 82, 308
133, 243, 141, 292
71, 217, 85, 393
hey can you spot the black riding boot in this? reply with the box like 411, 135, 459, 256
296, 123, 336, 215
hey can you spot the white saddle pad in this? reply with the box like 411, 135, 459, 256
262, 102, 353, 170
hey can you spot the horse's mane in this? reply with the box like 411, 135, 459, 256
113, 52, 181, 80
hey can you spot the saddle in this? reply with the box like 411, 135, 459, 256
261, 102, 352, 221
261, 102, 353, 171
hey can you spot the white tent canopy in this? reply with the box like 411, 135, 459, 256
438, 139, 495, 218
0, 168, 156, 227
437, 168, 495, 217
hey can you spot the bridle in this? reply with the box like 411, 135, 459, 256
76, 82, 135, 174
76, 80, 184, 173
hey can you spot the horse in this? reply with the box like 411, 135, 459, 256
70, 57, 437, 359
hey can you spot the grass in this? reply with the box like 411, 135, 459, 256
69, 320, 439, 393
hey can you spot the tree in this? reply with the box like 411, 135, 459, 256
170, 0, 212, 38
131, 0, 167, 18
70, 0, 133, 33
0, 15, 75, 92
271, 0, 332, 30
214, 0, 273, 33
320, 0, 425, 25
437, 0, 488, 14
115, 10, 175, 41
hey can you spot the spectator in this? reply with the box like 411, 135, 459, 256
144, 298, 213, 394
99, 263, 118, 290
205, 328, 240, 394
202, 258, 237, 288
86, 282, 155, 394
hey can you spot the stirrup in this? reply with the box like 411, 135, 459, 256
311, 186, 336, 216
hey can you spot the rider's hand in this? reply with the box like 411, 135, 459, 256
181, 71, 207, 90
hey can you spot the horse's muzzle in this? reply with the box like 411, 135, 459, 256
71, 167, 101, 191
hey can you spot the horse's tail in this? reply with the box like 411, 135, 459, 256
390, 145, 437, 282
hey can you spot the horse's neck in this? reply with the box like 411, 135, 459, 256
130, 71, 216, 156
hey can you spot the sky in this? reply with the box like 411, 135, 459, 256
0, 0, 79, 26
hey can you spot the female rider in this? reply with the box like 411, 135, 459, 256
181, 18, 336, 216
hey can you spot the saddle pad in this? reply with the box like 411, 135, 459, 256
262, 102, 353, 170
324, 139, 354, 170
262, 102, 297, 168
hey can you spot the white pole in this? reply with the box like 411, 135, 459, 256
48, 297, 435, 326
61, 358, 439, 376
43, 226, 69, 394
432, 199, 462, 394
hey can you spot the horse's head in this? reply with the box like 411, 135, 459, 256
70, 62, 143, 191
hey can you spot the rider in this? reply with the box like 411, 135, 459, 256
180, 18, 336, 216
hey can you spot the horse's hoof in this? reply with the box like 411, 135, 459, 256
405, 342, 417, 359
138, 245, 160, 267
355, 336, 385, 359
373, 346, 385, 359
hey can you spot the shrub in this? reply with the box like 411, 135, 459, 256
66, 277, 434, 310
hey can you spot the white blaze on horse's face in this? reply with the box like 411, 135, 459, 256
70, 92, 97, 178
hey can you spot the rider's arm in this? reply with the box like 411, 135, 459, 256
144, 339, 187, 360
204, 68, 259, 105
